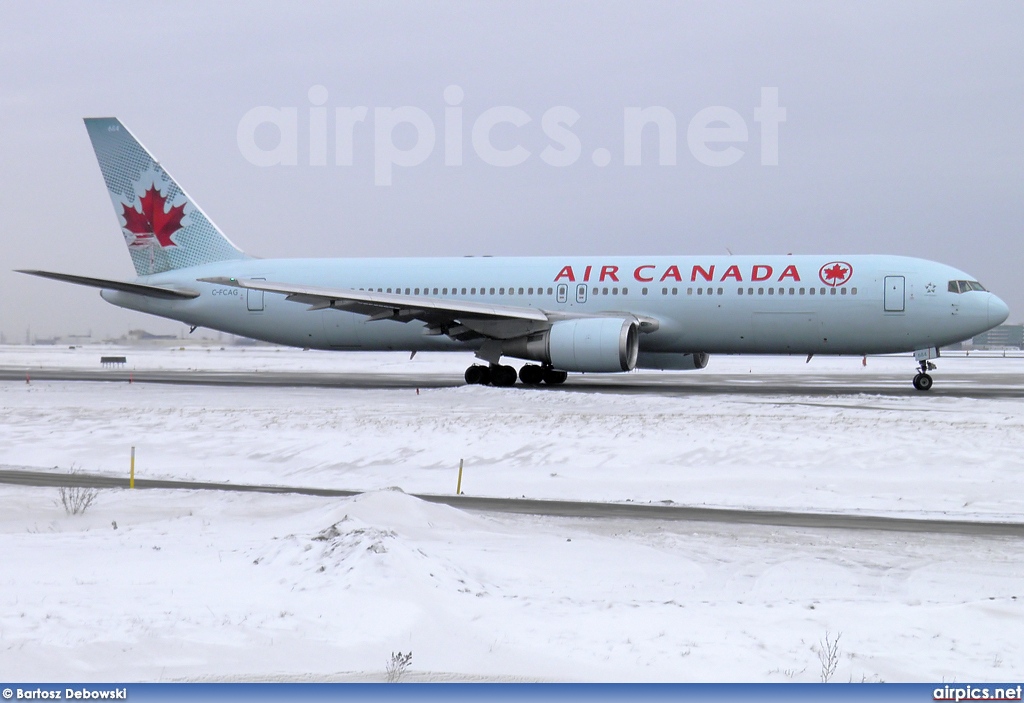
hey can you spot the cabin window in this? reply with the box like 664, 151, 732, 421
841, 288, 847, 295
622, 287, 628, 295
642, 287, 648, 295
672, 287, 678, 295
758, 288, 764, 295
851, 287, 857, 295
738, 288, 744, 295
830, 288, 837, 295
768, 288, 774, 295
800, 288, 805, 295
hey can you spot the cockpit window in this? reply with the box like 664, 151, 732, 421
948, 280, 987, 294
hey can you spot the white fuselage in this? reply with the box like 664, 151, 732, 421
101, 254, 1009, 360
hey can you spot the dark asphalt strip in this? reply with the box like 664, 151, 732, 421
3, 367, 1022, 397
3, 467, 1022, 538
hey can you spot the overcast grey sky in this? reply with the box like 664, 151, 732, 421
1, 1, 1021, 340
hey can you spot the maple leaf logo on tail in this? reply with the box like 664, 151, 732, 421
818, 261, 853, 287
121, 185, 186, 248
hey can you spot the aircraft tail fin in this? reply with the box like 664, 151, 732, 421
84, 118, 248, 276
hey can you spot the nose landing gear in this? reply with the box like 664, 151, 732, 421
911, 347, 939, 392
912, 359, 936, 391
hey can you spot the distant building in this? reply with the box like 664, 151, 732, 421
971, 324, 1023, 350
125, 329, 179, 342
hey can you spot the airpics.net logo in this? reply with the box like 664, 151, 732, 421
236, 85, 786, 186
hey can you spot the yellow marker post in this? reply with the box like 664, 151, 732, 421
456, 459, 464, 495
130, 446, 135, 489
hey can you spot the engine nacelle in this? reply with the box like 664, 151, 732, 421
635, 351, 709, 371
503, 317, 639, 372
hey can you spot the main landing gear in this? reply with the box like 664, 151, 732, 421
464, 363, 567, 387
912, 359, 936, 392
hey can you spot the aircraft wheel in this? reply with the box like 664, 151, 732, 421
491, 364, 518, 387
464, 365, 490, 385
912, 372, 933, 391
519, 365, 544, 385
543, 368, 568, 385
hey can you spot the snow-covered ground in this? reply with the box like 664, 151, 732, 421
1, 346, 1023, 681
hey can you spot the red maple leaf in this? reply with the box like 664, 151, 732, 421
120, 186, 185, 248
823, 264, 848, 283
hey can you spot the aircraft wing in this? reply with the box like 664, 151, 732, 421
199, 276, 555, 340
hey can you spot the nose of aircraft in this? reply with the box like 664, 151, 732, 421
988, 294, 1010, 327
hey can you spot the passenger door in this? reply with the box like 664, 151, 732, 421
247, 277, 266, 312
884, 276, 905, 313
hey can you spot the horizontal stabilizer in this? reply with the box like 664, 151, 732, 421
16, 270, 199, 300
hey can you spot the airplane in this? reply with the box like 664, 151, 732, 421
18, 117, 1010, 391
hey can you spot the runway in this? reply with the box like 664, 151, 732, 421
4, 466, 1023, 537
2, 366, 1023, 397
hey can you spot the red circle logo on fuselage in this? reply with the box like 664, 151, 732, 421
819, 261, 853, 287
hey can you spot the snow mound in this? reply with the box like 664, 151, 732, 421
253, 492, 491, 597
342, 488, 495, 535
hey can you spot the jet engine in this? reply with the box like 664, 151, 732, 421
503, 317, 639, 372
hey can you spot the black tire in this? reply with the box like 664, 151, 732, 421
492, 365, 518, 387
464, 365, 490, 385
543, 368, 568, 385
913, 372, 934, 391
519, 365, 544, 385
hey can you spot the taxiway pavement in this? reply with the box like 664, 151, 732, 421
4, 466, 1023, 537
